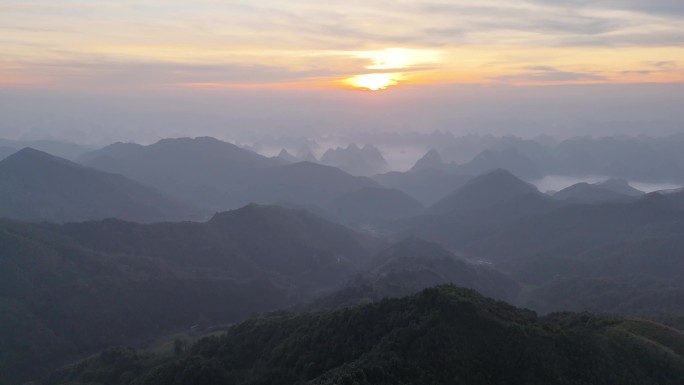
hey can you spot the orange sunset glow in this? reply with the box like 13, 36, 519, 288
1, 1, 682, 92
4, 2, 684, 384
346, 73, 400, 91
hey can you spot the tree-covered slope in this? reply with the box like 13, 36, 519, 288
46, 286, 684, 385
0, 204, 383, 384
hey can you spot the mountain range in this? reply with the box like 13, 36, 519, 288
0, 139, 91, 160
552, 182, 639, 204
79, 137, 380, 211
0, 204, 386, 383
0, 148, 199, 223
2, 134, 684, 385
319, 143, 389, 176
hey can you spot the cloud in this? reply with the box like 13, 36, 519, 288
1, 0, 683, 90
493, 67, 606, 84
6, 59, 353, 88
524, 0, 684, 17
652, 61, 678, 70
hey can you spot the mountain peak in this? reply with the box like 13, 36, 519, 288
0, 148, 198, 223
553, 182, 635, 204
277, 149, 300, 163
596, 178, 644, 196
7, 146, 53, 159
2, 147, 81, 169
320, 143, 389, 176
411, 148, 445, 172
467, 168, 531, 187
457, 149, 541, 181
432, 168, 540, 214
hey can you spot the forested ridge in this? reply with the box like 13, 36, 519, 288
46, 286, 684, 385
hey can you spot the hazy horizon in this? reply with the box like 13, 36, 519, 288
2, 82, 683, 145
2, 1, 683, 144
4, 2, 684, 384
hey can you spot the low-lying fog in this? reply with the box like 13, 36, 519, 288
249, 143, 429, 172
532, 175, 681, 194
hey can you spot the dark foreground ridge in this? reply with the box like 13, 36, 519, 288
47, 286, 684, 385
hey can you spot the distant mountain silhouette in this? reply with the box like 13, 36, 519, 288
553, 182, 637, 204
300, 151, 318, 163
295, 145, 319, 162
80, 137, 378, 210
596, 178, 644, 196
375, 169, 474, 206
0, 145, 17, 160
80, 137, 283, 168
62, 204, 383, 291
431, 169, 541, 214
405, 148, 542, 198
78, 137, 284, 208
458, 196, 684, 316
555, 137, 684, 183
0, 138, 90, 160
467, 196, 683, 269
456, 148, 541, 180
237, 162, 381, 208
656, 187, 684, 208
311, 238, 519, 310
277, 148, 300, 163
428, 134, 684, 183
324, 187, 425, 224
0, 148, 200, 223
410, 148, 447, 172
320, 143, 389, 176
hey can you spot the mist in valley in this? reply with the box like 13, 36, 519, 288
3, 0, 684, 384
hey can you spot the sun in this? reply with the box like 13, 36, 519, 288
346, 73, 399, 91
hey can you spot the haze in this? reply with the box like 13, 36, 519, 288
3, 2, 684, 385
1, 0, 683, 143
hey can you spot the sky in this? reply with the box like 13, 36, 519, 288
1, 0, 683, 143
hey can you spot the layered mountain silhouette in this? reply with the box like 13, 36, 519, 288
553, 182, 637, 204
277, 148, 300, 163
0, 204, 384, 383
324, 187, 425, 225
370, 133, 684, 184
0, 148, 199, 223
320, 143, 389, 176
0, 138, 91, 160
78, 137, 283, 208
61, 204, 383, 291
296, 145, 319, 162
374, 168, 473, 206
241, 162, 381, 208
431, 168, 542, 214
311, 238, 519, 310
6, 132, 684, 385
47, 286, 684, 385
596, 178, 644, 196
381, 167, 684, 321
79, 137, 379, 210
410, 148, 448, 172
555, 136, 684, 183
456, 148, 542, 180
0, 145, 17, 160
658, 187, 684, 207
467, 194, 684, 268
458, 194, 684, 315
